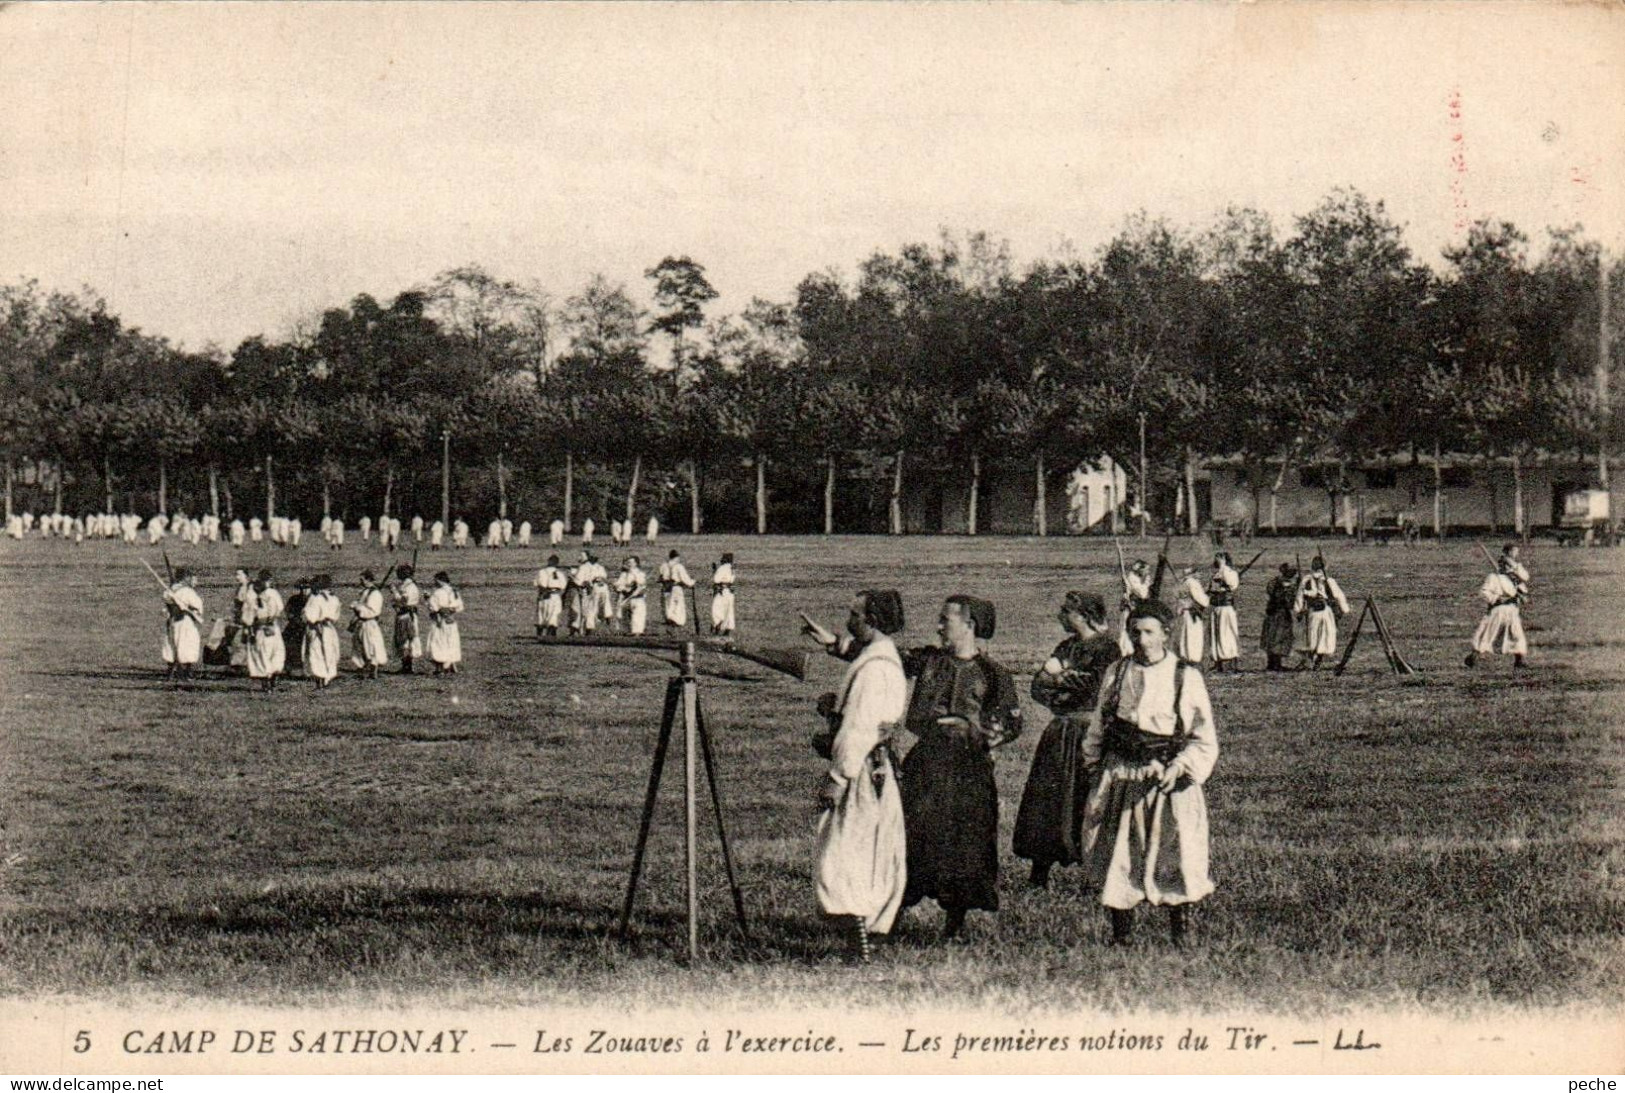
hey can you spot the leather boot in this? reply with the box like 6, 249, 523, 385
1168, 904, 1189, 948
1108, 908, 1134, 947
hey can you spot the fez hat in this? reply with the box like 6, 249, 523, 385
859, 589, 906, 635
434, 571, 451, 584
1063, 589, 1108, 625
946, 594, 996, 640
1127, 597, 1176, 630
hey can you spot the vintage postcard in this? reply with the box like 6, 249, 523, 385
0, 1, 1620, 1078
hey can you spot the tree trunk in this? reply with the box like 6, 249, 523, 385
625, 453, 641, 527
967, 451, 981, 536
755, 453, 768, 535
53, 461, 62, 515
1432, 438, 1443, 539
382, 464, 394, 520
1033, 453, 1047, 537
157, 458, 167, 515
223, 478, 233, 521
1511, 450, 1526, 539
4, 460, 12, 521
687, 459, 702, 534
497, 450, 508, 520
1268, 442, 1299, 535
103, 454, 114, 514
563, 451, 574, 532
208, 465, 220, 520
889, 451, 904, 535
824, 455, 835, 536
265, 455, 276, 524
1487, 457, 1499, 533
322, 479, 331, 519
1183, 446, 1198, 534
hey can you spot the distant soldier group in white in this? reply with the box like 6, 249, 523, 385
150, 562, 465, 688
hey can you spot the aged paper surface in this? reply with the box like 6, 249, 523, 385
1, 0, 1621, 1078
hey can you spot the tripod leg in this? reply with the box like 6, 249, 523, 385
694, 694, 751, 942
618, 675, 682, 939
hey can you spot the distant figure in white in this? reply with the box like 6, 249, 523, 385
616, 556, 648, 636
246, 569, 286, 691
161, 568, 205, 681
659, 549, 695, 629
1293, 556, 1350, 671
349, 570, 388, 679
1206, 552, 1241, 672
302, 574, 343, 689
534, 554, 567, 638
426, 571, 464, 675
1465, 544, 1529, 670
1173, 565, 1209, 663
710, 552, 737, 638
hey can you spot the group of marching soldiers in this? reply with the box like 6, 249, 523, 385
159, 565, 467, 688
1117, 548, 1355, 672
532, 549, 736, 640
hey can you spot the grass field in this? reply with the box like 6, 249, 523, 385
1, 532, 1622, 1014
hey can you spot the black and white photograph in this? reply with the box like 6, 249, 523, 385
0, 2, 1621, 1079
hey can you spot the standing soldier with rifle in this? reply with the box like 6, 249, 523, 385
246, 569, 286, 692
392, 563, 423, 673
158, 566, 205, 682
1465, 544, 1530, 670
615, 556, 649, 636
1293, 555, 1350, 671
1206, 552, 1241, 673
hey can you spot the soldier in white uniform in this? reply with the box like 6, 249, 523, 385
349, 570, 389, 678
645, 515, 659, 543
329, 518, 345, 550
517, 520, 532, 548
302, 575, 343, 689
534, 554, 568, 637
1293, 556, 1350, 671
659, 549, 696, 629
249, 516, 263, 542
549, 518, 564, 546
425, 571, 464, 675
452, 518, 470, 548
430, 520, 445, 549
615, 556, 648, 636
1173, 565, 1210, 664
1207, 552, 1241, 673
411, 515, 425, 543
581, 517, 595, 545
246, 569, 286, 691
161, 569, 205, 681
1465, 548, 1529, 670
710, 552, 737, 637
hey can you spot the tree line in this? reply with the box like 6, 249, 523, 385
1, 188, 1619, 536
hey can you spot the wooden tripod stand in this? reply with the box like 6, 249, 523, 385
1333, 597, 1417, 676
616, 642, 750, 960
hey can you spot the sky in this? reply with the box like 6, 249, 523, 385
2, 2, 1621, 351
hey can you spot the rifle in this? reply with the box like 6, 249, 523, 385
1113, 536, 1129, 590
1235, 550, 1267, 579
139, 557, 171, 593
162, 551, 174, 584
1148, 531, 1174, 601
533, 633, 811, 681
1475, 541, 1499, 572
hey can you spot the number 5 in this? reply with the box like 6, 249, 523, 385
74, 1030, 91, 1054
